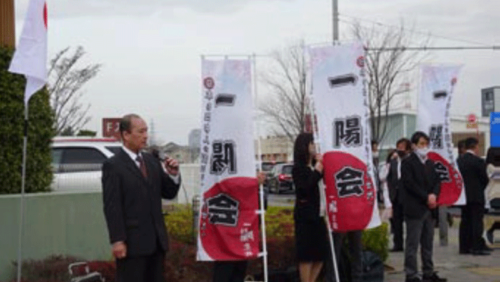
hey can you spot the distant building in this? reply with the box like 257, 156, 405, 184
255, 136, 294, 163
481, 86, 500, 118
160, 142, 193, 164
188, 129, 201, 163
377, 109, 490, 159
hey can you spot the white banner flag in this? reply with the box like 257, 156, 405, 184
310, 42, 381, 232
197, 59, 260, 261
417, 65, 466, 206
9, 0, 48, 105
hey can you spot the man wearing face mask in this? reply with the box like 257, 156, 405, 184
401, 132, 446, 282
386, 138, 412, 252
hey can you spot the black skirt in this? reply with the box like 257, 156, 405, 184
294, 213, 329, 262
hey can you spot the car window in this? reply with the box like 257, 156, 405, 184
52, 148, 63, 165
60, 148, 107, 173
262, 163, 274, 172
282, 165, 293, 175
105, 146, 122, 155
51, 148, 64, 173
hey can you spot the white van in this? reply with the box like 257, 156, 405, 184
51, 137, 122, 192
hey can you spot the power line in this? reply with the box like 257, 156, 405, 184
367, 46, 500, 52
339, 13, 492, 47
337, 18, 428, 47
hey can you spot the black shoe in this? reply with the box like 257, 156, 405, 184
472, 250, 491, 256
459, 250, 471, 255
423, 272, 447, 282
406, 277, 422, 282
482, 245, 494, 252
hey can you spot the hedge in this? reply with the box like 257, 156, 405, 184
9, 206, 389, 282
0, 47, 55, 194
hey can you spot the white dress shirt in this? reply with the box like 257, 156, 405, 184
122, 146, 180, 184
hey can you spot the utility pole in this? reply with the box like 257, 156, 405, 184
332, 0, 339, 43
150, 119, 156, 146
0, 0, 16, 47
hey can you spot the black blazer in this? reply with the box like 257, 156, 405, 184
292, 163, 323, 222
400, 153, 441, 219
457, 152, 489, 205
386, 159, 401, 205
102, 149, 181, 257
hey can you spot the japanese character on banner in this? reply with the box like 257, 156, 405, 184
210, 140, 237, 175
206, 193, 239, 226
335, 167, 365, 198
435, 161, 451, 183
240, 228, 254, 242
333, 116, 362, 148
429, 125, 443, 149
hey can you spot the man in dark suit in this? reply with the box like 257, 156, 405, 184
401, 132, 446, 282
387, 138, 412, 252
457, 137, 490, 256
102, 114, 181, 282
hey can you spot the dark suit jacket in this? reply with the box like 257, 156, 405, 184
457, 152, 489, 205
386, 159, 401, 205
292, 163, 323, 222
400, 153, 441, 219
102, 149, 181, 257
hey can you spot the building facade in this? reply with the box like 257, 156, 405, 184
377, 110, 490, 159
255, 136, 294, 163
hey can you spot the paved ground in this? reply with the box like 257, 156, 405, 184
385, 226, 500, 282
268, 194, 500, 281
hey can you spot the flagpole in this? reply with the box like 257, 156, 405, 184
304, 44, 341, 282
16, 105, 29, 282
252, 54, 269, 282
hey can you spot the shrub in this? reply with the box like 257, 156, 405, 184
9, 206, 388, 282
0, 46, 55, 194
12, 255, 81, 281
164, 205, 195, 244
163, 239, 212, 281
362, 223, 390, 262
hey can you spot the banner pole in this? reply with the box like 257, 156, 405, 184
16, 105, 29, 282
252, 54, 268, 282
305, 44, 341, 282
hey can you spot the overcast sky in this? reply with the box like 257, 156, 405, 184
14, 0, 500, 145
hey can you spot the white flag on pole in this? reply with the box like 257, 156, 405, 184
310, 42, 381, 232
9, 0, 48, 105
197, 59, 260, 261
416, 65, 466, 206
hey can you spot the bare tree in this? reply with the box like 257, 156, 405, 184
259, 43, 308, 142
48, 46, 101, 135
351, 21, 430, 143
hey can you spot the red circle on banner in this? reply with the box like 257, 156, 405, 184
199, 177, 260, 260
43, 2, 48, 29
204, 77, 215, 90
356, 56, 365, 68
427, 152, 463, 205
322, 151, 375, 232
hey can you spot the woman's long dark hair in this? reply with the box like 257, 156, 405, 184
486, 147, 500, 166
294, 133, 314, 166
386, 149, 397, 164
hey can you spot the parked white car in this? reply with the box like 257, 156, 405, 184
51, 137, 122, 192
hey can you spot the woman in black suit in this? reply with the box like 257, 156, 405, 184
292, 133, 328, 282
